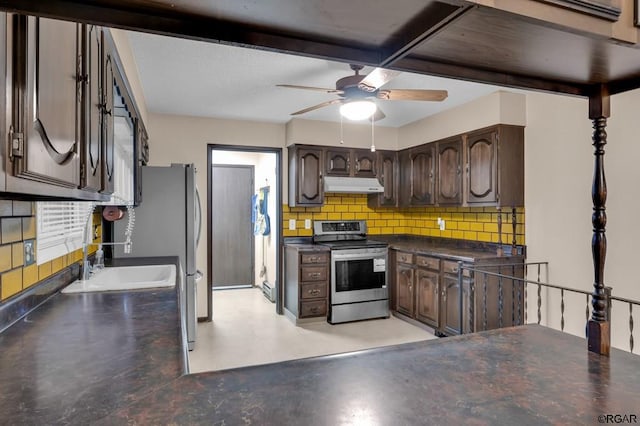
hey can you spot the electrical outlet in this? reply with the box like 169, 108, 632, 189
439, 219, 446, 231
23, 239, 35, 266
289, 219, 296, 230
304, 219, 311, 229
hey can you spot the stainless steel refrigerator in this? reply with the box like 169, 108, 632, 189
113, 164, 201, 350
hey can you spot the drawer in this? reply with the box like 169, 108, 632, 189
300, 252, 329, 264
415, 255, 439, 270
300, 266, 327, 281
300, 299, 327, 318
300, 282, 327, 300
396, 251, 414, 264
442, 260, 471, 277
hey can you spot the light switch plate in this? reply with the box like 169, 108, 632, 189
289, 219, 296, 230
304, 219, 311, 229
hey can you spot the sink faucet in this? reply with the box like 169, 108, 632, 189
81, 200, 135, 281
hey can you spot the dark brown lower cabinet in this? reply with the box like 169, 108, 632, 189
415, 268, 439, 328
395, 263, 414, 318
391, 249, 524, 336
284, 245, 330, 323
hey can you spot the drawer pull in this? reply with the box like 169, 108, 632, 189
308, 272, 321, 279
310, 307, 319, 313
308, 257, 319, 262
308, 289, 321, 295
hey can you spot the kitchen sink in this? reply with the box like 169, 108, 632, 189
62, 264, 176, 293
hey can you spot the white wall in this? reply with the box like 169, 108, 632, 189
109, 30, 149, 125
398, 91, 526, 149
286, 118, 398, 150
525, 89, 640, 352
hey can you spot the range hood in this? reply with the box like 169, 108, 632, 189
323, 176, 384, 194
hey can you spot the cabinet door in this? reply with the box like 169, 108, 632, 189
102, 42, 116, 194
353, 149, 376, 178
467, 130, 498, 204
440, 274, 471, 336
437, 138, 462, 205
408, 145, 435, 206
9, 15, 81, 188
326, 148, 351, 176
369, 150, 397, 207
396, 264, 414, 317
415, 268, 439, 327
297, 147, 324, 205
81, 24, 103, 192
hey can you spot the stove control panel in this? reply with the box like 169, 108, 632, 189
313, 220, 367, 237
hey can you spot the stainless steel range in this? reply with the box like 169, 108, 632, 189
313, 220, 389, 324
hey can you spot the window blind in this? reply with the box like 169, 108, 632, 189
36, 201, 93, 265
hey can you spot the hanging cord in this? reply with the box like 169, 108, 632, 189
370, 114, 376, 152
340, 113, 344, 144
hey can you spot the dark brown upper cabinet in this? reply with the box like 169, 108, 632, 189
466, 125, 524, 207
101, 32, 116, 196
2, 14, 134, 201
7, 16, 83, 193
368, 150, 397, 208
352, 149, 376, 178
326, 148, 376, 178
325, 148, 351, 176
436, 137, 463, 205
400, 144, 436, 207
81, 24, 104, 193
289, 145, 324, 207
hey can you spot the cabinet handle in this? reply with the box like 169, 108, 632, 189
347, 158, 350, 172
330, 159, 334, 170
308, 289, 320, 295
355, 159, 360, 172
457, 166, 461, 175
309, 272, 321, 279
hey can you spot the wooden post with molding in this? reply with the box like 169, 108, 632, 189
588, 84, 610, 356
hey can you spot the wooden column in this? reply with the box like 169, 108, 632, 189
588, 85, 610, 356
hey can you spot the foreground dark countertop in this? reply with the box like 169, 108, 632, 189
102, 325, 639, 425
2, 257, 639, 425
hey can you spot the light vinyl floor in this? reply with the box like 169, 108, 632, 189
188, 287, 436, 373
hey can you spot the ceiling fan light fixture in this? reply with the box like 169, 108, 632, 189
339, 100, 377, 121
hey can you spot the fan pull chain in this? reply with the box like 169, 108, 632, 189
340, 114, 344, 144
370, 114, 375, 152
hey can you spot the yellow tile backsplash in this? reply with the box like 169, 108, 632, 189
0, 201, 101, 303
283, 194, 525, 246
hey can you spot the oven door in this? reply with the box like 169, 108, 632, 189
331, 247, 388, 305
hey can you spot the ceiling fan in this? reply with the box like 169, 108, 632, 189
277, 64, 448, 121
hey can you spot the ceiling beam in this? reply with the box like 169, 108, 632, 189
392, 56, 591, 96
379, 3, 474, 68
0, 0, 382, 65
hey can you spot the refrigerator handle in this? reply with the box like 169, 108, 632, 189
195, 185, 202, 248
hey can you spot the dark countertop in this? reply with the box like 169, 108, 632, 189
103, 325, 640, 425
2, 257, 639, 425
374, 235, 523, 261
0, 257, 184, 425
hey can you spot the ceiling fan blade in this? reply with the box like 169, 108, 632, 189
277, 84, 343, 94
377, 89, 448, 101
291, 99, 342, 116
373, 108, 386, 122
358, 68, 401, 92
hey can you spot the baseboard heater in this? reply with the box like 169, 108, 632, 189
262, 281, 275, 303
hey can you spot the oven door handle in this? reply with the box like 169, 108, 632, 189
332, 251, 387, 262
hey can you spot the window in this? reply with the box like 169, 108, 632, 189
36, 201, 93, 265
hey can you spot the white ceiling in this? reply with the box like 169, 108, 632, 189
127, 31, 505, 128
